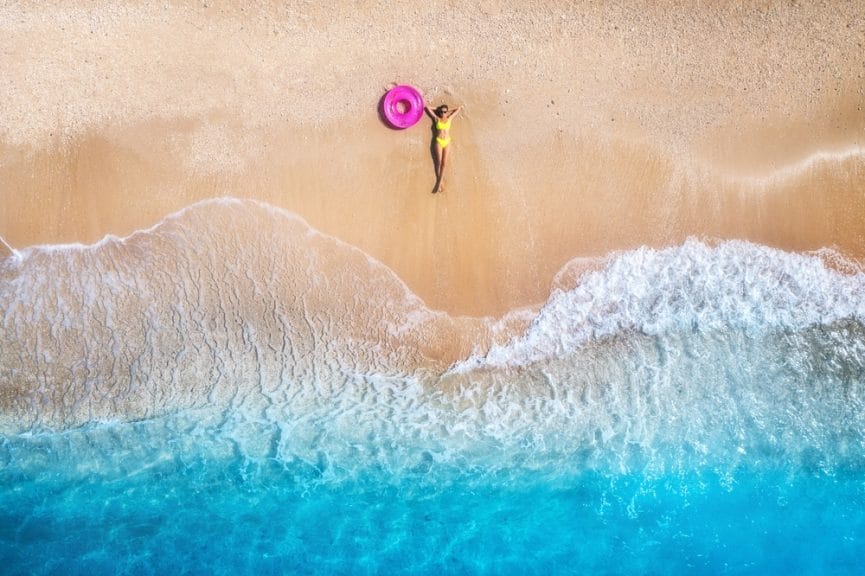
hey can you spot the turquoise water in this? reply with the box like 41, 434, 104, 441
2, 445, 863, 574
2, 201, 865, 573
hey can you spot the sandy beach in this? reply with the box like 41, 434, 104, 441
1, 1, 863, 317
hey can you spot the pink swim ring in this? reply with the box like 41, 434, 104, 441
381, 85, 425, 129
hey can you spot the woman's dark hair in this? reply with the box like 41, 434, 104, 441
435, 105, 449, 117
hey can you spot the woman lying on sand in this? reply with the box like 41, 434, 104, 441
425, 104, 462, 194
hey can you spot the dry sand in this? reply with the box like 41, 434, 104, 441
1, 1, 864, 317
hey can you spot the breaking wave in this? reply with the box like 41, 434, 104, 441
0, 197, 863, 481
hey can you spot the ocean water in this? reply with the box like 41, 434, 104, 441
2, 199, 864, 574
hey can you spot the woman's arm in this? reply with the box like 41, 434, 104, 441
448, 106, 463, 119
424, 106, 436, 119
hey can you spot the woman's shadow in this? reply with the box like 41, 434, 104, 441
426, 118, 440, 194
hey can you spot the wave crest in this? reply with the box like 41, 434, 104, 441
466, 239, 865, 369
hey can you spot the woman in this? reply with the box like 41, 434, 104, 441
424, 103, 462, 194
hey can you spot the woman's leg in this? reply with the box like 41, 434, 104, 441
433, 141, 443, 193
435, 145, 449, 193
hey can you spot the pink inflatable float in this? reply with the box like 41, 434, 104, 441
381, 85, 424, 129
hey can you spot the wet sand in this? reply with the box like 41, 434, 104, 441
1, 1, 863, 317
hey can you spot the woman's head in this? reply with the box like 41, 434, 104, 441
435, 105, 449, 117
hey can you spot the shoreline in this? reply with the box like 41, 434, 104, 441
2, 114, 863, 317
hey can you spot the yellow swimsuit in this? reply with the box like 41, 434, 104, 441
436, 118, 452, 148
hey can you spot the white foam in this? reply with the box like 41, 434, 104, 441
8, 196, 448, 318
4, 199, 865, 473
457, 239, 865, 370
11, 197, 251, 258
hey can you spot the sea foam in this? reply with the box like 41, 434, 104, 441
464, 239, 865, 370
1, 199, 864, 480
